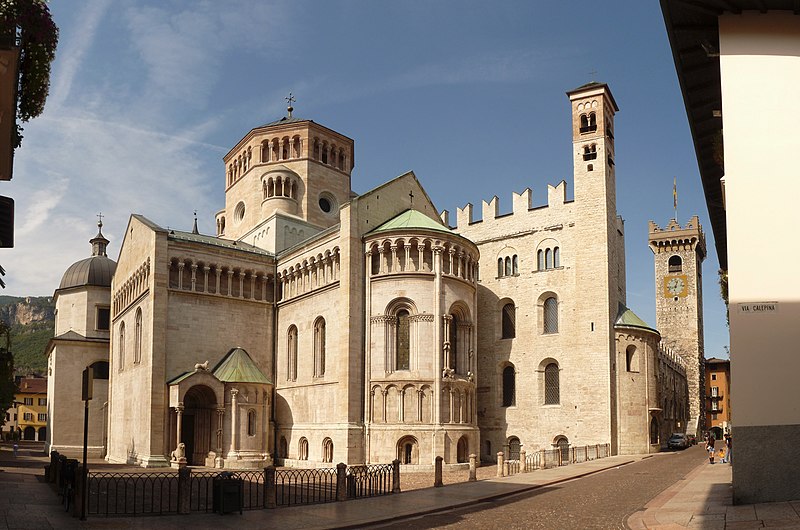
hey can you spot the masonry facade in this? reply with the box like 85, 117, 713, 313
50, 83, 695, 468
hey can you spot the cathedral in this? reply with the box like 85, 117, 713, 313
46, 82, 699, 469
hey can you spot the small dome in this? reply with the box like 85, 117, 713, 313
58, 218, 117, 291
58, 255, 116, 290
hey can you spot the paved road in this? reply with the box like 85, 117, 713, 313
374, 445, 709, 530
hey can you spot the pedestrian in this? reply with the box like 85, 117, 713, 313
724, 434, 732, 464
706, 434, 715, 464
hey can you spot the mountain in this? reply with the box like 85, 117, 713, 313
0, 296, 55, 376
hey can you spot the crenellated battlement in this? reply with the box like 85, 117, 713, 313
648, 215, 706, 257
658, 342, 687, 375
441, 181, 569, 230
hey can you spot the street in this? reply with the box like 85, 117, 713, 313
375, 445, 709, 529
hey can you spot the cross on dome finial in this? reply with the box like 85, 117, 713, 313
192, 210, 199, 235
97, 212, 104, 229
285, 93, 295, 118
91, 213, 109, 257
589, 69, 597, 81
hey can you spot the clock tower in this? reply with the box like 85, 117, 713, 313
649, 216, 706, 435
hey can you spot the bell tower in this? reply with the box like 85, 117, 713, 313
649, 216, 706, 435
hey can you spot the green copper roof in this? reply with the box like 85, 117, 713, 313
615, 303, 658, 333
370, 209, 450, 234
212, 347, 272, 384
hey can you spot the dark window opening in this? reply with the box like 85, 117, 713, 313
501, 303, 515, 339
502, 365, 515, 407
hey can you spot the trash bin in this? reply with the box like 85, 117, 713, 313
212, 472, 243, 515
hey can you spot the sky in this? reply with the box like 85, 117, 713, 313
3, 0, 729, 358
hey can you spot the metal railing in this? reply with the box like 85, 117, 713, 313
347, 463, 393, 499
498, 443, 612, 476
47, 458, 401, 518
274, 467, 337, 506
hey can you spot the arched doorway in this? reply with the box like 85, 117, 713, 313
649, 417, 660, 445
710, 426, 723, 440
182, 385, 216, 466
23, 426, 35, 440
397, 436, 418, 465
456, 436, 468, 463
38, 427, 46, 442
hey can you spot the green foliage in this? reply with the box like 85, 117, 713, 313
718, 268, 728, 326
10, 320, 51, 374
0, 0, 59, 148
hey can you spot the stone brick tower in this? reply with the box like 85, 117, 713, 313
649, 216, 706, 435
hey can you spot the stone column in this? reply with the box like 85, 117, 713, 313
230, 389, 239, 456
496, 451, 505, 477
434, 456, 443, 487
203, 266, 210, 293
216, 407, 225, 467
404, 245, 410, 272
238, 271, 245, 298
215, 267, 222, 295
226, 270, 234, 296
190, 263, 197, 291
177, 261, 185, 290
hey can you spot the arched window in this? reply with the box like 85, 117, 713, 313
556, 436, 570, 463
545, 248, 553, 269
537, 249, 544, 271
134, 308, 142, 364
626, 345, 639, 372
512, 255, 518, 275
314, 318, 326, 377
580, 114, 589, 129
543, 297, 558, 334
553, 247, 560, 268
669, 255, 682, 272
502, 365, 515, 407
544, 363, 560, 404
508, 436, 521, 460
588, 112, 597, 127
299, 437, 308, 460
287, 325, 298, 381
497, 258, 503, 278
396, 310, 410, 370
650, 417, 659, 445
247, 409, 257, 436
504, 256, 511, 276
501, 303, 515, 339
279, 436, 288, 458
322, 438, 334, 463
118, 322, 125, 371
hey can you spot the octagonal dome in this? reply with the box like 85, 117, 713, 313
58, 220, 117, 291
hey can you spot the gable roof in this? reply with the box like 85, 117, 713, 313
212, 347, 272, 384
369, 209, 450, 235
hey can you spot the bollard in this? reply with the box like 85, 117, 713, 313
434, 456, 443, 487
519, 448, 527, 473
391, 459, 401, 493
468, 454, 477, 481
496, 451, 504, 477
177, 467, 191, 514
336, 462, 348, 501
264, 466, 276, 509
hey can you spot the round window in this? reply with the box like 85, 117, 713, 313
318, 193, 337, 214
234, 201, 246, 223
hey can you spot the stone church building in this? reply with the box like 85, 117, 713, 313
46, 82, 695, 468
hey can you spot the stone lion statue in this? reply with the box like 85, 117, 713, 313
171, 442, 186, 462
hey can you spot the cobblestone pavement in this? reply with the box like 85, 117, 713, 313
374, 446, 707, 529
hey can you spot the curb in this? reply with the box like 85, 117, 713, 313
334, 459, 636, 529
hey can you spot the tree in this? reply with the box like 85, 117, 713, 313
0, 0, 58, 148
0, 321, 14, 431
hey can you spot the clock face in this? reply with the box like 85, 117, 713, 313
664, 275, 688, 298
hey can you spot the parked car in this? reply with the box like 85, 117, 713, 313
667, 433, 689, 450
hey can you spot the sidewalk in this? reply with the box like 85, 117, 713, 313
0, 444, 641, 529
627, 461, 800, 529
3, 442, 797, 529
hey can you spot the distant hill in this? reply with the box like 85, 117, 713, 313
0, 296, 55, 376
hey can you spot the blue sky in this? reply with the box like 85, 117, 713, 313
4, 0, 729, 358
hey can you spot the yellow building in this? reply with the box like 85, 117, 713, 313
15, 377, 47, 441
704, 358, 730, 440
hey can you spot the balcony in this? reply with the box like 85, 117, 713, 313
579, 125, 597, 134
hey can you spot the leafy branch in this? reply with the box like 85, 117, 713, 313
0, 0, 59, 148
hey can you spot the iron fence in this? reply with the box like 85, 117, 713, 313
274, 467, 337, 506
87, 472, 179, 516
517, 443, 612, 474
347, 463, 393, 499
